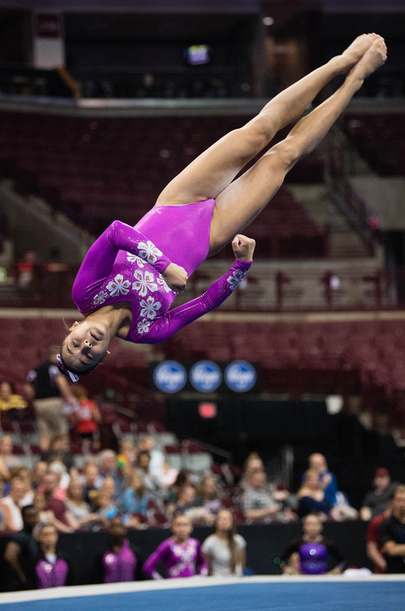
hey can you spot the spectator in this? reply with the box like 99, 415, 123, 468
192, 476, 222, 524
47, 461, 70, 500
93, 490, 119, 522
31, 460, 47, 491
41, 472, 78, 533
71, 385, 101, 452
360, 468, 399, 521
16, 249, 38, 292
278, 513, 346, 575
0, 477, 25, 531
41, 434, 74, 473
121, 470, 150, 517
241, 469, 283, 522
137, 435, 166, 481
297, 469, 331, 520
202, 509, 246, 577
240, 453, 265, 490
170, 484, 198, 519
0, 434, 21, 473
101, 516, 139, 583
81, 460, 102, 506
143, 514, 207, 579
366, 501, 392, 573
136, 450, 164, 499
306, 453, 338, 506
33, 491, 60, 526
65, 479, 97, 527
379, 484, 405, 573
14, 466, 35, 507
34, 523, 73, 588
166, 470, 193, 513
3, 504, 40, 590
0, 381, 28, 415
25, 347, 76, 451
99, 449, 123, 497
117, 438, 136, 479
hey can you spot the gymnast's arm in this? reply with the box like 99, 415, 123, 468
146, 258, 252, 343
72, 220, 186, 300
142, 540, 169, 580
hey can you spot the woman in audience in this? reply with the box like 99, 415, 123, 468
143, 514, 207, 579
56, 35, 386, 380
202, 509, 246, 577
121, 470, 150, 517
65, 479, 98, 526
297, 469, 331, 519
0, 381, 27, 416
0, 435, 21, 474
13, 466, 35, 507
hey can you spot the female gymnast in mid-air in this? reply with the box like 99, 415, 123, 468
57, 35, 386, 382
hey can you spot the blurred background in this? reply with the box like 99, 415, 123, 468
0, 0, 405, 582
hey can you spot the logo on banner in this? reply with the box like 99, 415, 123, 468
190, 361, 222, 393
225, 360, 257, 393
153, 361, 187, 393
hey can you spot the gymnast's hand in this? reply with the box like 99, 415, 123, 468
163, 262, 188, 292
232, 234, 256, 261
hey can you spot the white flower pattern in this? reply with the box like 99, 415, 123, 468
227, 270, 246, 291
137, 240, 163, 265
93, 290, 108, 305
140, 296, 162, 320
157, 276, 174, 294
137, 320, 151, 335
106, 273, 131, 297
132, 269, 158, 297
126, 252, 145, 268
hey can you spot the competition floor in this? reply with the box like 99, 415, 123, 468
1, 575, 405, 611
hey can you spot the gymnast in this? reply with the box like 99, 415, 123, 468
57, 34, 386, 381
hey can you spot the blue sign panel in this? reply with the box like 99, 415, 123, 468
153, 361, 187, 394
189, 360, 222, 393
224, 360, 257, 393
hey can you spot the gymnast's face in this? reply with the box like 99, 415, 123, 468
61, 320, 110, 372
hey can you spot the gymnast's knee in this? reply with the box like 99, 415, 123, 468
268, 137, 303, 173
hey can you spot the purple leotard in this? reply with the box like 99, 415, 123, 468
143, 537, 207, 579
72, 200, 251, 344
102, 539, 137, 583
35, 556, 70, 588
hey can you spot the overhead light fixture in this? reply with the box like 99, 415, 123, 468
263, 16, 274, 26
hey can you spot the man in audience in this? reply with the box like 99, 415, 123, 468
3, 504, 39, 590
241, 469, 288, 523
81, 460, 102, 506
25, 346, 76, 451
41, 434, 74, 472
99, 449, 123, 496
379, 484, 405, 573
366, 498, 392, 573
360, 468, 399, 521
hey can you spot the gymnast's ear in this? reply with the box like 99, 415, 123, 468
69, 321, 81, 332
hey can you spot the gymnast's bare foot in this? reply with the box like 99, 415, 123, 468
338, 33, 379, 73
348, 37, 387, 83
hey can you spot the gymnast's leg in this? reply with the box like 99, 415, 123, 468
155, 34, 377, 208
208, 37, 387, 254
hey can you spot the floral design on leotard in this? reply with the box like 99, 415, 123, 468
133, 269, 158, 297
126, 253, 145, 267
156, 276, 174, 294
93, 290, 109, 306
140, 296, 162, 320
137, 320, 151, 334
106, 274, 131, 297
227, 269, 247, 291
137, 241, 163, 265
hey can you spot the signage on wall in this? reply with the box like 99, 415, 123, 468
152, 360, 187, 394
152, 360, 259, 394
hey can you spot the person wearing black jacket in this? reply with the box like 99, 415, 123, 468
2, 504, 40, 590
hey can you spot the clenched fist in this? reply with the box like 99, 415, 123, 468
162, 262, 188, 292
232, 234, 256, 261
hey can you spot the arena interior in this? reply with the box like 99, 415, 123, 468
0, 1, 405, 610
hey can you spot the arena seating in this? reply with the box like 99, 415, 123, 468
0, 110, 326, 257
343, 113, 405, 176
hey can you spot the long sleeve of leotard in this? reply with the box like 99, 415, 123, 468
72, 220, 172, 305
144, 259, 252, 344
143, 539, 170, 580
